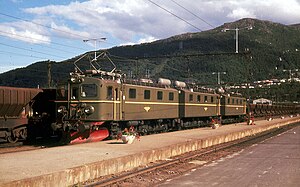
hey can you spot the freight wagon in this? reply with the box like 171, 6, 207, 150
0, 86, 41, 143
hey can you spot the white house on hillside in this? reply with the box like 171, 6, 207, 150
253, 98, 272, 105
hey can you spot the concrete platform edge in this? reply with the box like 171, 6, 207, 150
3, 118, 300, 187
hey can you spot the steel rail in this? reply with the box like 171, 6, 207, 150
84, 122, 299, 187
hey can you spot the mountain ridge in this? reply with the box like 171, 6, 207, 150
0, 18, 299, 88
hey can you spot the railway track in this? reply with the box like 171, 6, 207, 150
0, 139, 45, 154
0, 137, 62, 154
81, 122, 299, 187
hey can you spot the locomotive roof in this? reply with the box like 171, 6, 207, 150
75, 69, 243, 97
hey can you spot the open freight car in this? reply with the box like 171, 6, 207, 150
0, 86, 41, 143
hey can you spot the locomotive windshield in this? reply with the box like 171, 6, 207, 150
81, 84, 97, 97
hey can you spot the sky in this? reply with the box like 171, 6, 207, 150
0, 0, 300, 73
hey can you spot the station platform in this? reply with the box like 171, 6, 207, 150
1, 116, 300, 187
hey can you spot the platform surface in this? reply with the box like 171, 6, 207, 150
159, 125, 300, 187
0, 116, 299, 186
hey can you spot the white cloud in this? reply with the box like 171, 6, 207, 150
22, 0, 195, 43
0, 22, 50, 44
221, 0, 300, 24
120, 35, 158, 46
1, 0, 300, 74
227, 8, 255, 19
138, 36, 157, 44
50, 22, 90, 40
2, 0, 300, 46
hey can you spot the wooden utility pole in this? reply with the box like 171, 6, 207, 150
47, 60, 52, 88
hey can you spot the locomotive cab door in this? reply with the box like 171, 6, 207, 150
107, 84, 122, 121
113, 86, 122, 121
220, 95, 226, 116
216, 96, 221, 116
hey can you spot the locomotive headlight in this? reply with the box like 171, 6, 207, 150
70, 77, 76, 83
57, 106, 66, 114
84, 105, 95, 115
70, 77, 84, 83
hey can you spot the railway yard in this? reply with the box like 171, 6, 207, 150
0, 115, 299, 187
1, 64, 300, 187
1, 3, 300, 187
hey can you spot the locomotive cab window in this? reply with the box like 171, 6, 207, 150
211, 96, 214, 103
144, 90, 151, 100
71, 87, 78, 99
157, 91, 163, 100
169, 92, 174, 101
129, 88, 136, 99
81, 84, 97, 97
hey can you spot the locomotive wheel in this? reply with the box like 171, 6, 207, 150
177, 121, 183, 130
140, 128, 148, 136
20, 128, 28, 139
7, 135, 19, 143
163, 125, 168, 132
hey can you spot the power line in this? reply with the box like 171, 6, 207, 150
110, 51, 250, 75
0, 12, 117, 47
0, 13, 89, 50
147, 0, 203, 32
0, 11, 125, 61
0, 50, 48, 59
0, 42, 66, 59
105, 54, 184, 74
170, 0, 215, 29
0, 12, 85, 40
168, 1, 238, 52
0, 30, 79, 54
147, 0, 234, 52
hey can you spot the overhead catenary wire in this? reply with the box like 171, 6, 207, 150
169, 0, 215, 29
0, 12, 118, 47
0, 16, 90, 51
0, 12, 92, 73
0, 31, 77, 55
110, 50, 249, 75
0, 11, 121, 69
147, 0, 203, 32
0, 42, 66, 59
110, 54, 183, 73
147, 0, 241, 52
0, 3, 218, 79
0, 50, 50, 60
0, 12, 87, 40
0, 3, 244, 78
